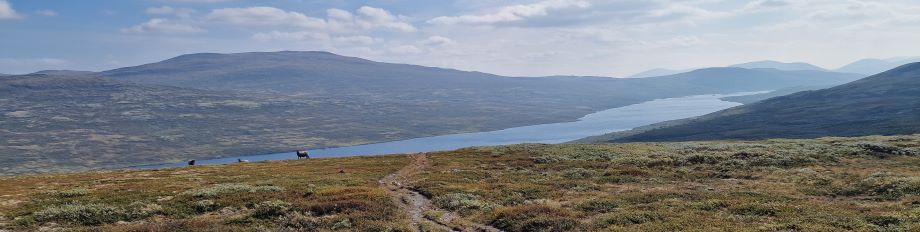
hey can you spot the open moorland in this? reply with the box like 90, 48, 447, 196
1, 135, 918, 231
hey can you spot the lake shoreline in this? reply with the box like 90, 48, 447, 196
131, 91, 768, 170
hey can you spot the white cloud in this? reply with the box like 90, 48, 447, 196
0, 0, 20, 19
147, 6, 195, 18
205, 7, 326, 29
326, 8, 352, 21
224, 6, 416, 43
324, 6, 416, 33
122, 18, 202, 33
251, 31, 329, 42
355, 6, 416, 32
202, 6, 412, 33
419, 36, 455, 46
428, 0, 589, 25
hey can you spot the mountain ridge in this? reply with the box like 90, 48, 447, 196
587, 62, 920, 143
835, 57, 920, 75
730, 60, 827, 71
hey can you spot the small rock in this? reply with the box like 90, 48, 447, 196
218, 207, 240, 216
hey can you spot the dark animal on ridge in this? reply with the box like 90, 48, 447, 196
188, 160, 196, 166
296, 150, 310, 159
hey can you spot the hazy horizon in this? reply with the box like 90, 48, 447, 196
3, 0, 920, 76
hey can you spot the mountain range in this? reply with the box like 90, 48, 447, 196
628, 60, 831, 79
628, 57, 920, 80
0, 51, 870, 174
626, 68, 689, 78
581, 62, 920, 143
730, 60, 827, 71
835, 57, 920, 75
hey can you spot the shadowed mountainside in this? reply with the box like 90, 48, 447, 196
719, 85, 833, 104
585, 63, 920, 143
30, 70, 97, 76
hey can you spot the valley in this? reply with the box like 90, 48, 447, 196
0, 52, 865, 175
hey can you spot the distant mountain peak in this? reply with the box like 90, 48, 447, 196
836, 57, 920, 75
730, 60, 827, 71
627, 68, 690, 78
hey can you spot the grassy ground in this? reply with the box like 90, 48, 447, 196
414, 135, 920, 231
0, 156, 411, 231
1, 135, 919, 231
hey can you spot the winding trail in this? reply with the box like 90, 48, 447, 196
380, 154, 501, 232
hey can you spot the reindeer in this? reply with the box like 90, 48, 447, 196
296, 150, 310, 159
188, 160, 196, 166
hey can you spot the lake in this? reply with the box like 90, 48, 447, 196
135, 91, 766, 169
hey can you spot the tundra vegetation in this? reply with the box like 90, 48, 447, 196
0, 135, 918, 231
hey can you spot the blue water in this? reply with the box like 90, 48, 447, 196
134, 92, 765, 169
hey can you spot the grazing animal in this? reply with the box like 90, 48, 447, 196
296, 150, 310, 159
188, 160, 196, 166
238, 159, 249, 163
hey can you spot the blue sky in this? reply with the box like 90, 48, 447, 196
2, 0, 920, 76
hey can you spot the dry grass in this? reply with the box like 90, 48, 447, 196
413, 135, 920, 231
0, 156, 412, 231
2, 135, 919, 231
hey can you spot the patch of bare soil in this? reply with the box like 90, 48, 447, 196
380, 154, 501, 232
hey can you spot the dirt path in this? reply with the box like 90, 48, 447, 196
380, 154, 501, 232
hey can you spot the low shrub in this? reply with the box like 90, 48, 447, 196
432, 193, 492, 212
679, 154, 722, 165
307, 200, 372, 216
856, 143, 917, 157
278, 212, 319, 231
865, 215, 902, 228
839, 172, 920, 199
332, 218, 353, 230
490, 205, 578, 232
596, 211, 662, 226
194, 200, 219, 213
183, 183, 285, 198
577, 198, 619, 213
252, 200, 291, 219
49, 188, 90, 198
31, 203, 147, 226
729, 204, 777, 217
693, 199, 728, 211
563, 168, 597, 179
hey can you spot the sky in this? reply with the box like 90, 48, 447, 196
1, 0, 920, 76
